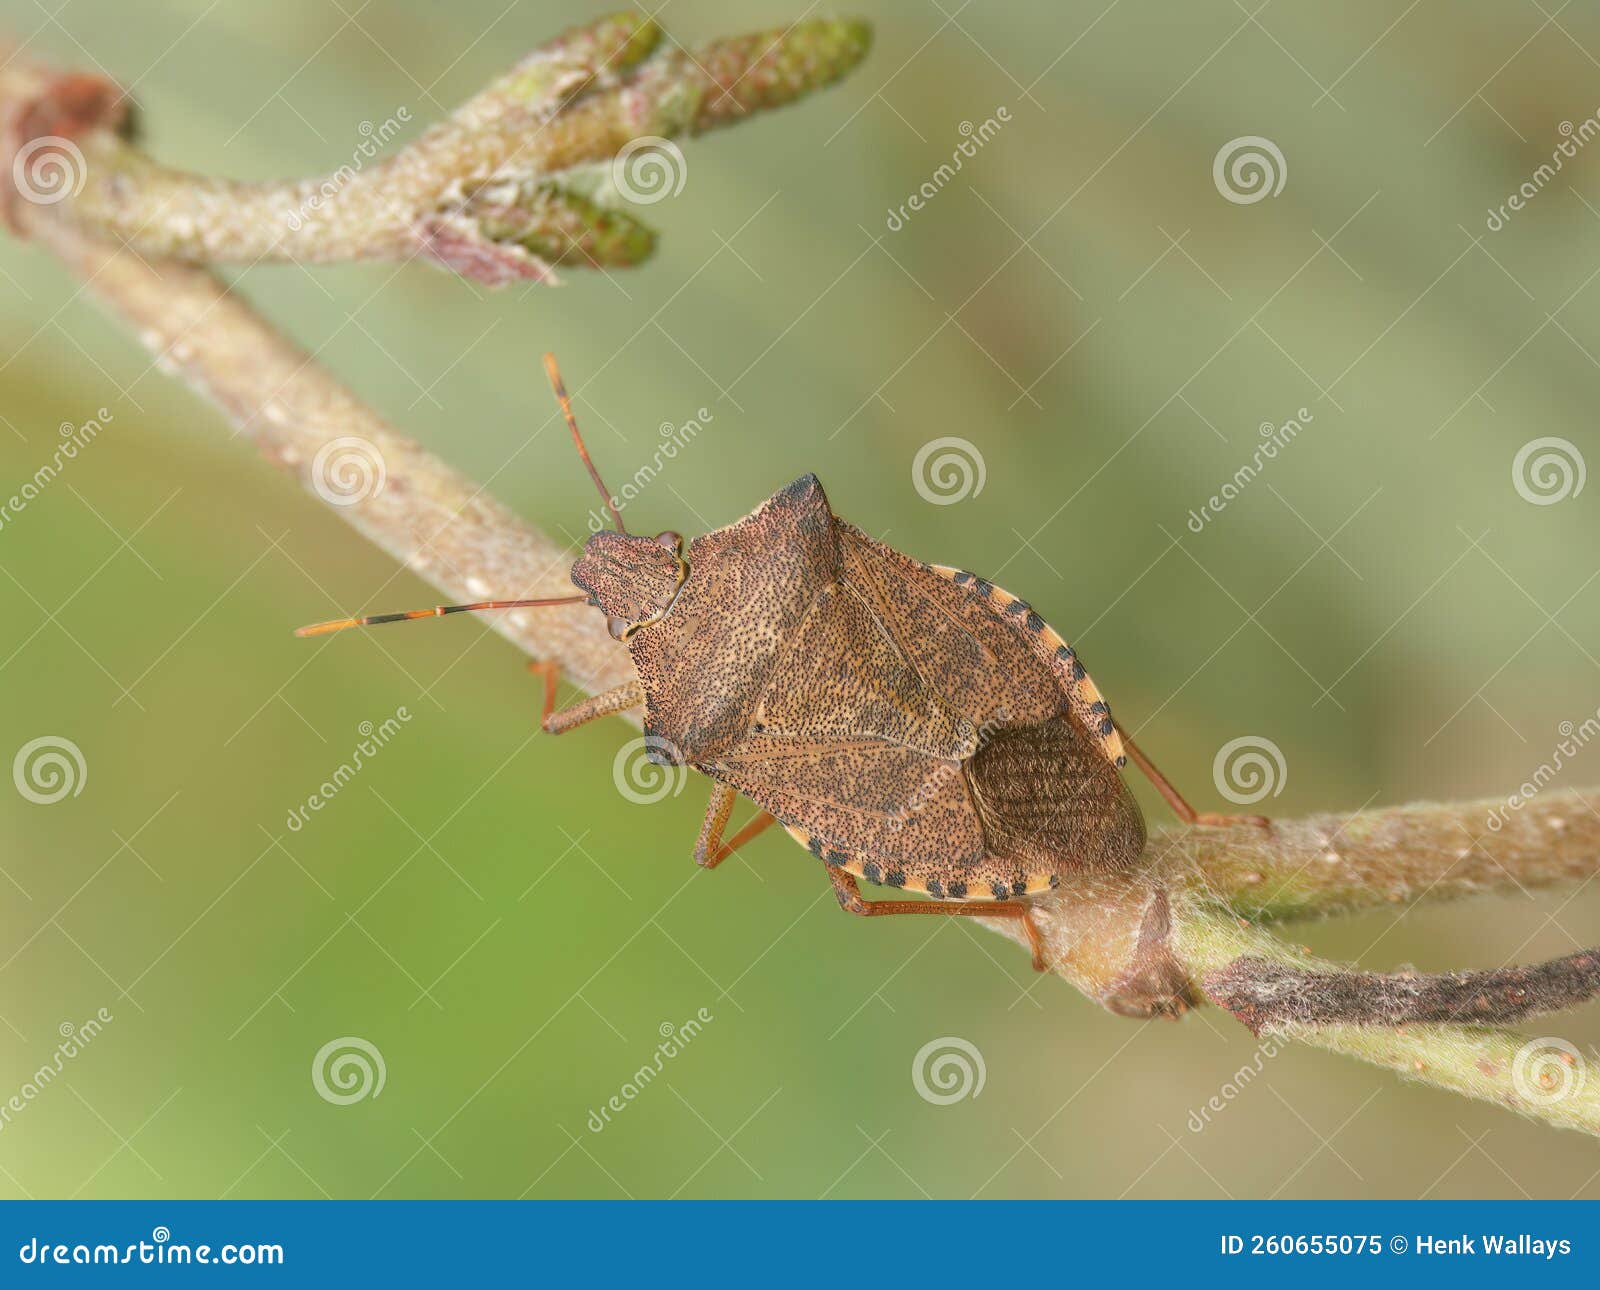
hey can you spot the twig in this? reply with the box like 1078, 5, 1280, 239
1159, 789, 1600, 920
3, 13, 871, 282
1177, 905, 1600, 1139
1202, 949, 1600, 1030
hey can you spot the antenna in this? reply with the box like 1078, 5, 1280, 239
294, 353, 620, 640
544, 351, 626, 533
295, 595, 587, 637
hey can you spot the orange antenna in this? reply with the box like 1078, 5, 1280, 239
544, 352, 626, 533
295, 594, 587, 638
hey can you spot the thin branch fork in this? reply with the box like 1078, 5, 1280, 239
6, 13, 1600, 1142
2, 13, 871, 282
972, 789, 1600, 1136
1166, 790, 1600, 1036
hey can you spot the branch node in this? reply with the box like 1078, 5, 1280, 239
0, 67, 125, 232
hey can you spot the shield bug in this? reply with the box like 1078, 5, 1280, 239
298, 356, 1268, 971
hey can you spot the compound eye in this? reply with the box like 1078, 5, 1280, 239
655, 531, 682, 552
607, 615, 631, 641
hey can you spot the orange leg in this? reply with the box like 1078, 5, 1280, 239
694, 782, 778, 869
826, 867, 1047, 972
527, 660, 644, 734
1115, 723, 1271, 830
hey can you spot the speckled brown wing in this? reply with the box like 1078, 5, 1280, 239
706, 710, 1144, 896
732, 518, 1148, 889
640, 476, 1145, 893
834, 521, 1127, 767
700, 732, 987, 886
834, 521, 1061, 728
755, 579, 975, 759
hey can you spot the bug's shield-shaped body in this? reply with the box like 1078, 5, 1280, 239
619, 474, 1145, 900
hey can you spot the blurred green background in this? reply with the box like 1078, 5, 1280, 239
4, 0, 1600, 1199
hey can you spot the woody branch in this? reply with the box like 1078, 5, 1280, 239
7, 12, 1599, 1142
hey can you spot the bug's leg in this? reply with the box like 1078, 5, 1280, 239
528, 659, 562, 728
695, 783, 737, 867
526, 661, 644, 734
825, 867, 1047, 972
694, 783, 778, 869
1114, 722, 1271, 830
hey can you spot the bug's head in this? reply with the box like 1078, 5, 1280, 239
570, 529, 687, 640
293, 353, 691, 643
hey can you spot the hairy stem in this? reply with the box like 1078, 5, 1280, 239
1203, 949, 1600, 1031
1160, 789, 1600, 921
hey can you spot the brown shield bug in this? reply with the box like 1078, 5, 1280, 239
298, 356, 1268, 971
